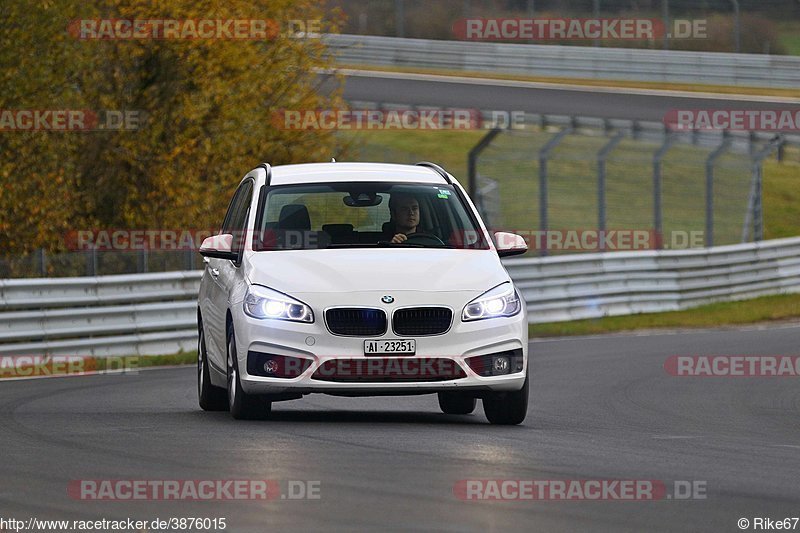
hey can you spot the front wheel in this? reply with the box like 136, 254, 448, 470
438, 392, 477, 415
483, 371, 529, 425
227, 327, 271, 420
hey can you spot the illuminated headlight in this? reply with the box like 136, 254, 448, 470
244, 285, 314, 323
462, 283, 521, 322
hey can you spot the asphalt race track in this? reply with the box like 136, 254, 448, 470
338, 70, 800, 122
2, 324, 799, 532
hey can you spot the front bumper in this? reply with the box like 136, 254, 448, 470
231, 299, 528, 396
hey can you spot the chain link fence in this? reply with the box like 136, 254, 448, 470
470, 115, 788, 256
339, 105, 795, 258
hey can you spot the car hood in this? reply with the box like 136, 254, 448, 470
245, 248, 509, 295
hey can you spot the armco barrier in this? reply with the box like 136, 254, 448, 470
507, 237, 800, 322
325, 34, 800, 89
0, 272, 201, 356
1, 237, 799, 356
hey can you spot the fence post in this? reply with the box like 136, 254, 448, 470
39, 248, 46, 277
743, 136, 785, 242
632, 120, 642, 142
592, 0, 601, 47
468, 128, 502, 199
754, 163, 764, 241
730, 0, 741, 53
86, 247, 97, 277
395, 0, 405, 38
653, 134, 677, 249
538, 126, 574, 256
138, 248, 149, 273
705, 132, 732, 247
597, 131, 626, 249
662, 0, 670, 50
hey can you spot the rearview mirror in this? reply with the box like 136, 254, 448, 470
494, 231, 528, 258
343, 192, 383, 207
199, 234, 237, 261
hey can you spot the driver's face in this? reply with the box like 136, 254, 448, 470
392, 197, 420, 230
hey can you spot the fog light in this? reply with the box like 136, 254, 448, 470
465, 349, 524, 377
492, 355, 511, 374
263, 359, 279, 374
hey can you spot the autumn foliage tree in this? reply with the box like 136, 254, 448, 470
0, 0, 346, 255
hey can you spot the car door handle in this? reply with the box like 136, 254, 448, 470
210, 268, 220, 277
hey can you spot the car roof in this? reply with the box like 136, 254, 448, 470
268, 162, 450, 186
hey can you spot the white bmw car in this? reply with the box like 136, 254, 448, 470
197, 162, 530, 424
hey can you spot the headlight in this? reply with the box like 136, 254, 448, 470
462, 283, 521, 322
244, 285, 314, 323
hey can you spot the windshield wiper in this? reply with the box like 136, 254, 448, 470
324, 243, 381, 249
375, 241, 427, 248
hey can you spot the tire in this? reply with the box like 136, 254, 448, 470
483, 371, 529, 425
197, 325, 228, 411
227, 326, 271, 420
437, 392, 477, 415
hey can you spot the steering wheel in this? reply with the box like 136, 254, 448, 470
404, 232, 446, 246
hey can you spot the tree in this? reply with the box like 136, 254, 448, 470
0, 0, 346, 255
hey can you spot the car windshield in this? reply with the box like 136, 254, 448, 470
253, 182, 489, 251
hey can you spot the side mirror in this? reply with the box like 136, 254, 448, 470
494, 231, 528, 258
199, 234, 237, 261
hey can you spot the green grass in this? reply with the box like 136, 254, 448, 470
778, 21, 800, 56
529, 293, 800, 337
135, 352, 196, 368
340, 129, 485, 178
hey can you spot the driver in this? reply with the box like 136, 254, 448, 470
386, 193, 420, 244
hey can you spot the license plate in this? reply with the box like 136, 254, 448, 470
364, 339, 416, 355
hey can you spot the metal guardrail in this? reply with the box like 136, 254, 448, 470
325, 34, 800, 89
0, 272, 201, 356
507, 236, 800, 323
2, 237, 800, 355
